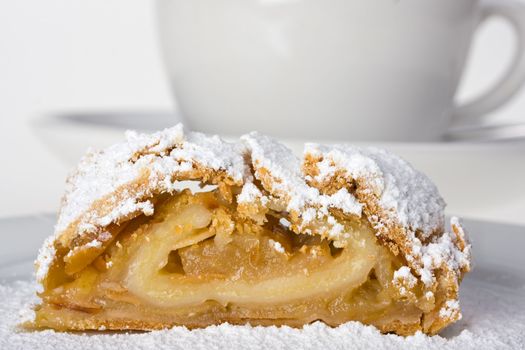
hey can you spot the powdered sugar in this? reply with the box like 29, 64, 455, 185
237, 182, 267, 205
440, 300, 461, 320
321, 188, 362, 215
56, 125, 244, 236
416, 217, 471, 287
96, 199, 154, 227
304, 143, 445, 238
269, 239, 285, 254
34, 236, 55, 292
279, 218, 291, 228
2, 277, 524, 350
241, 133, 363, 238
393, 266, 418, 288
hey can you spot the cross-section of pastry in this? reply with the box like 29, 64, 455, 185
29, 124, 471, 336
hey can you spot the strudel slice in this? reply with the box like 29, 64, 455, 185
30, 125, 471, 336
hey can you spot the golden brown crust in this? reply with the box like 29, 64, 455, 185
29, 305, 423, 337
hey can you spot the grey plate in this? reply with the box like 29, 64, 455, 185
0, 214, 55, 282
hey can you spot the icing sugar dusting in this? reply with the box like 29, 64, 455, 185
393, 266, 418, 288
2, 279, 524, 350
56, 125, 245, 236
34, 236, 55, 290
241, 133, 363, 237
304, 143, 445, 237
269, 239, 285, 254
55, 125, 182, 235
237, 182, 266, 204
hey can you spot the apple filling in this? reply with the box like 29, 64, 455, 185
34, 189, 435, 334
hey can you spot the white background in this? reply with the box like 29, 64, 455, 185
1, 0, 525, 221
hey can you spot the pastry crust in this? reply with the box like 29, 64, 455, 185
32, 125, 471, 335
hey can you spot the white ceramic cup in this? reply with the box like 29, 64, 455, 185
157, 0, 525, 141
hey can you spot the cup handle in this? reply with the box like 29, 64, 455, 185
452, 0, 525, 127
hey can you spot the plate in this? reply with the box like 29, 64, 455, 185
0, 215, 524, 349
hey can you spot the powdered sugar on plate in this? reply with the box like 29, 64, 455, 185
1, 275, 524, 350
